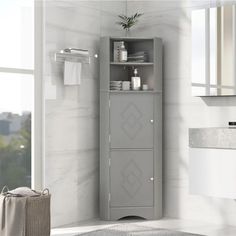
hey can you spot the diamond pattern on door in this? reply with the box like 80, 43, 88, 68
110, 94, 153, 149
121, 159, 143, 198
121, 103, 143, 140
110, 150, 154, 207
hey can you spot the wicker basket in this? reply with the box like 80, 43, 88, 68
25, 191, 51, 236
0, 187, 51, 236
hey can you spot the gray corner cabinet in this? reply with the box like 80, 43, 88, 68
99, 37, 162, 220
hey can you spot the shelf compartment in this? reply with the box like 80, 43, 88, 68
110, 65, 155, 90
111, 38, 154, 63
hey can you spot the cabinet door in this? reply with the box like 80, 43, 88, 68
110, 94, 154, 148
110, 150, 154, 207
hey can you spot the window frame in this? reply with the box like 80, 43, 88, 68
33, 0, 44, 190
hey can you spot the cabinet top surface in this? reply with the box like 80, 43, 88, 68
101, 90, 162, 94
110, 62, 154, 66
108, 37, 160, 41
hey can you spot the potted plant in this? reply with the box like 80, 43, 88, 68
117, 13, 143, 36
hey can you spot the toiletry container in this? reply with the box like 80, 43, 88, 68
131, 68, 141, 90
119, 41, 127, 62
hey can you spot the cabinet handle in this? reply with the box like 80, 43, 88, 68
150, 119, 154, 123
149, 177, 154, 181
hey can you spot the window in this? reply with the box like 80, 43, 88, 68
0, 0, 34, 189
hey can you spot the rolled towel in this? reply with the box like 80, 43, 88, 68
8, 187, 40, 197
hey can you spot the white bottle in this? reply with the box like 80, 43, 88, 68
131, 68, 141, 90
119, 41, 127, 62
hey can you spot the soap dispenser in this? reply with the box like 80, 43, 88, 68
131, 68, 141, 90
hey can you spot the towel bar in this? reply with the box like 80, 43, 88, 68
54, 48, 98, 64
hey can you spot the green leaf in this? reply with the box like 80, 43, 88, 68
117, 12, 143, 30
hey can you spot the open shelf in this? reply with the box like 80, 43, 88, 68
110, 65, 154, 90
111, 38, 154, 63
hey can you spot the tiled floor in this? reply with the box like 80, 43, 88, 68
51, 217, 236, 236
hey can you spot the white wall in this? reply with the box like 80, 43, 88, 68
127, 0, 236, 227
44, 0, 126, 227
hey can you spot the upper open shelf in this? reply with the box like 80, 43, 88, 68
99, 37, 162, 92
110, 37, 154, 63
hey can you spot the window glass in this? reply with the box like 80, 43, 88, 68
0, 73, 33, 189
0, 0, 34, 191
192, 9, 206, 84
0, 0, 34, 69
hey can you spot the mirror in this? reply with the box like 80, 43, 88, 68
192, 5, 236, 96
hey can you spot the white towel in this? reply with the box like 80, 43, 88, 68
64, 60, 82, 85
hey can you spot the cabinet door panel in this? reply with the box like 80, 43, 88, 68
110, 94, 153, 148
110, 150, 154, 207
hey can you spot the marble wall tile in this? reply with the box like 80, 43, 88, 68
101, 1, 127, 36
44, 0, 126, 227
45, 150, 98, 226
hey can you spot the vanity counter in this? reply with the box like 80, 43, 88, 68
189, 127, 236, 149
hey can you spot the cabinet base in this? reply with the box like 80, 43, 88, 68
103, 207, 161, 221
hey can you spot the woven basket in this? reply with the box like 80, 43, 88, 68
25, 190, 51, 236
0, 187, 51, 236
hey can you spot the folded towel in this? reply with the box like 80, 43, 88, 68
0, 195, 26, 236
64, 60, 82, 85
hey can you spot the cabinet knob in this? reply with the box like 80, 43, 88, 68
150, 119, 154, 123
149, 177, 154, 181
